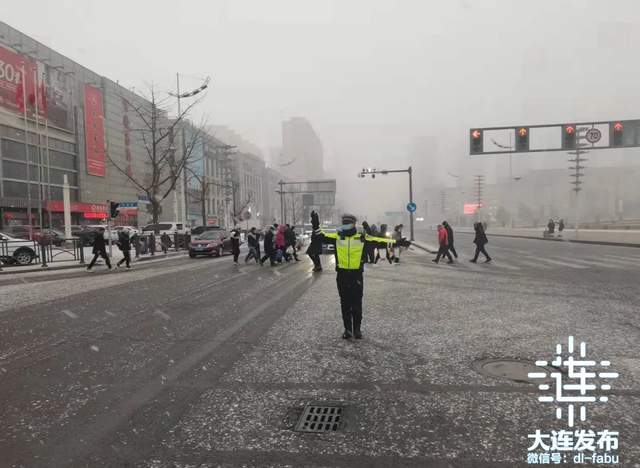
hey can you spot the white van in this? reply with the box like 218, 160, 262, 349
141, 222, 189, 235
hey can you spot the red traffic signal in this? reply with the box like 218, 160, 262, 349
515, 126, 529, 152
470, 129, 483, 154
562, 124, 576, 149
611, 121, 624, 147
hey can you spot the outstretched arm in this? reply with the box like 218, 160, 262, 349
364, 234, 411, 249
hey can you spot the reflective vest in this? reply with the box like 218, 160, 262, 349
321, 231, 394, 270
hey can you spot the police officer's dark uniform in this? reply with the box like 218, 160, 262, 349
310, 211, 410, 339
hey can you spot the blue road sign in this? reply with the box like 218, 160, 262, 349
407, 202, 417, 213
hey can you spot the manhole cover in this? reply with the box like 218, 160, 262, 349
295, 403, 343, 433
473, 358, 555, 384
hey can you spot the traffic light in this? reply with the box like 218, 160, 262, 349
109, 201, 120, 219
470, 129, 483, 154
515, 127, 529, 152
562, 125, 576, 149
611, 121, 624, 147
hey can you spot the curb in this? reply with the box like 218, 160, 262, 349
411, 241, 438, 254
0, 250, 188, 275
461, 231, 640, 249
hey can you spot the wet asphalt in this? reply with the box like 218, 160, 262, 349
0, 230, 639, 467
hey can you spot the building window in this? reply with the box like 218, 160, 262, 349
48, 150, 76, 170
48, 169, 78, 186
2, 160, 28, 180
1, 139, 39, 163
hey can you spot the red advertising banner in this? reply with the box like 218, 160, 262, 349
463, 203, 482, 215
45, 201, 107, 213
84, 84, 106, 177
0, 44, 37, 115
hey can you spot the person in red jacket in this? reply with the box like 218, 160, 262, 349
432, 224, 453, 264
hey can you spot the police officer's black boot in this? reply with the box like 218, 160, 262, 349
342, 313, 354, 339
353, 310, 363, 339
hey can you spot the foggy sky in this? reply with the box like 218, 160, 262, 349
3, 0, 640, 217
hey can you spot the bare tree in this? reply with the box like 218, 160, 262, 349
186, 163, 214, 226
107, 84, 205, 232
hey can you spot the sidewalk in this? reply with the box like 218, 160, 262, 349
0, 247, 188, 275
455, 226, 640, 247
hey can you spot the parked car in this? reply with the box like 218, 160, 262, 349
188, 229, 230, 257
114, 225, 140, 237
141, 222, 189, 236
6, 225, 65, 246
0, 232, 39, 265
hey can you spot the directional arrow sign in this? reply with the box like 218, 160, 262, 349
406, 202, 417, 213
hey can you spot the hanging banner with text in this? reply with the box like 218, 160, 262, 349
0, 44, 37, 115
84, 84, 106, 177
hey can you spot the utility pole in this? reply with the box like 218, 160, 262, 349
568, 127, 589, 238
474, 174, 485, 220
277, 180, 285, 224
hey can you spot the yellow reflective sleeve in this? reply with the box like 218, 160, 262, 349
321, 230, 339, 239
365, 234, 395, 244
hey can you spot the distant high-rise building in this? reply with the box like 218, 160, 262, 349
209, 125, 264, 159
280, 117, 324, 180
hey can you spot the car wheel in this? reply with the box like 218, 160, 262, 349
217, 246, 223, 257
14, 248, 35, 265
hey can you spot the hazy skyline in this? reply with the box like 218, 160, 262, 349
3, 0, 640, 215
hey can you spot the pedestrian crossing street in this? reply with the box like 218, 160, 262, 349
405, 246, 640, 274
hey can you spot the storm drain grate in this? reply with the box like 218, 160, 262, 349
295, 403, 343, 433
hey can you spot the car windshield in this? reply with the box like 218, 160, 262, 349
197, 231, 223, 240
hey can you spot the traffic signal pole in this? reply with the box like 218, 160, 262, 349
358, 167, 414, 241
408, 166, 414, 241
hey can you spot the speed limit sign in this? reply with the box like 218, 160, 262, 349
585, 128, 602, 144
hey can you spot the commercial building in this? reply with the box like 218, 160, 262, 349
0, 21, 176, 230
0, 21, 286, 233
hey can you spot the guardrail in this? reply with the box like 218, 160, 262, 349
0, 232, 193, 271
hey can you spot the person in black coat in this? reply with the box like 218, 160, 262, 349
374, 224, 392, 264
260, 226, 276, 266
442, 220, 457, 259
87, 227, 112, 270
116, 229, 132, 268
361, 221, 376, 263
245, 227, 260, 263
306, 225, 323, 272
285, 224, 300, 261
230, 226, 241, 264
470, 222, 491, 263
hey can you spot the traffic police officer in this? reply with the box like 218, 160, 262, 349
310, 211, 410, 339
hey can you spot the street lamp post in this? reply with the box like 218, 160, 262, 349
358, 166, 415, 241
169, 73, 210, 226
